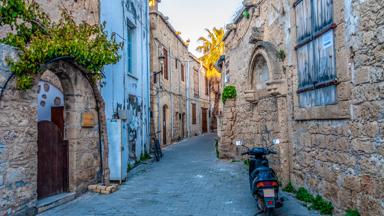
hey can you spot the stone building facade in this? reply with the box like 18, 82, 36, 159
0, 1, 109, 215
150, 2, 210, 146
218, 0, 384, 215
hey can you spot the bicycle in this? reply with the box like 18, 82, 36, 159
152, 131, 163, 161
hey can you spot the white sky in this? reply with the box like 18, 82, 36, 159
158, 0, 243, 57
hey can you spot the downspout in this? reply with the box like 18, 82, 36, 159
186, 61, 191, 137
146, 13, 151, 152
170, 48, 174, 141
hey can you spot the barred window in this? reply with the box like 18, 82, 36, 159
295, 0, 337, 107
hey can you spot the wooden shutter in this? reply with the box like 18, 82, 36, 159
192, 103, 196, 124
295, 0, 336, 107
194, 69, 199, 97
163, 48, 168, 80
181, 64, 185, 82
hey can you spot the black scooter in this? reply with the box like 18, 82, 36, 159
237, 141, 283, 216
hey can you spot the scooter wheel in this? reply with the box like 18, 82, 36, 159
263, 208, 273, 216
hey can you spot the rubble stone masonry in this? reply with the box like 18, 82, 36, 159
219, 0, 384, 215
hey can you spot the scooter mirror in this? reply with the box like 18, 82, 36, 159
235, 140, 243, 146
272, 139, 280, 145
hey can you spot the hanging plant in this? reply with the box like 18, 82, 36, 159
0, 0, 122, 90
222, 85, 237, 103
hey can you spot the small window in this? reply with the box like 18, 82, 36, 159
205, 76, 209, 96
295, 0, 336, 107
163, 48, 168, 80
192, 103, 196, 124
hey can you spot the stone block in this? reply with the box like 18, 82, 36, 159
343, 175, 361, 192
88, 185, 97, 191
337, 81, 353, 101
352, 138, 376, 154
354, 67, 370, 85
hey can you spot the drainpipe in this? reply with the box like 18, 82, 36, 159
186, 61, 191, 137
145, 1, 151, 153
170, 49, 174, 141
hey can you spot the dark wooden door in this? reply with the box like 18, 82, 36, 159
37, 120, 68, 199
51, 107, 64, 135
163, 106, 167, 145
202, 108, 208, 133
181, 113, 185, 138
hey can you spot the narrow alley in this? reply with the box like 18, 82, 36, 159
40, 135, 317, 216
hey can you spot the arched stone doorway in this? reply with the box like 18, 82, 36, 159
244, 41, 290, 184
0, 55, 108, 214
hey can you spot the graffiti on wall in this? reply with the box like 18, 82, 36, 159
127, 94, 144, 160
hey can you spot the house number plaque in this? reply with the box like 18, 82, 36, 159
81, 112, 96, 128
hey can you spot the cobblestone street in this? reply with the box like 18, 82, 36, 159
40, 134, 318, 216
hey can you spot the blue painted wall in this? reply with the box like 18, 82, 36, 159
100, 0, 151, 171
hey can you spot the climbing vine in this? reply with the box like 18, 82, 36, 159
0, 0, 122, 89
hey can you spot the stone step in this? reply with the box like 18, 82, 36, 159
37, 192, 76, 214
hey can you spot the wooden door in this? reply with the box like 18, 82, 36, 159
202, 108, 208, 133
181, 113, 185, 138
163, 105, 167, 145
37, 121, 68, 199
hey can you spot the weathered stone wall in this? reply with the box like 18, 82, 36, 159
219, 0, 384, 215
0, 0, 99, 39
150, 10, 209, 146
0, 46, 101, 214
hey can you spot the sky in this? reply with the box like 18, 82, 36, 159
158, 0, 243, 57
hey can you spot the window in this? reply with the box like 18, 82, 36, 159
163, 47, 168, 80
295, 0, 336, 107
127, 26, 134, 74
194, 69, 199, 97
181, 64, 185, 82
192, 103, 196, 124
205, 76, 209, 96
175, 58, 178, 69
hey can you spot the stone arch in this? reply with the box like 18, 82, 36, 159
247, 41, 283, 90
0, 59, 109, 214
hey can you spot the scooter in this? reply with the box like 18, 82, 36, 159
237, 140, 283, 216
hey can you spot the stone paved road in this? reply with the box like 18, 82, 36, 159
40, 134, 319, 216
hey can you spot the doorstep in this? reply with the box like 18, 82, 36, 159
37, 192, 76, 213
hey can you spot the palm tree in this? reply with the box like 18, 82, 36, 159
196, 28, 225, 131
196, 27, 225, 78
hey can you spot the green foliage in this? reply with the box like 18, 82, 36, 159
311, 195, 334, 215
296, 187, 314, 203
243, 159, 249, 168
215, 139, 220, 159
345, 209, 360, 216
277, 49, 286, 61
283, 182, 297, 193
127, 163, 133, 172
242, 10, 250, 19
282, 182, 334, 215
0, 0, 121, 90
222, 85, 237, 103
140, 152, 151, 161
